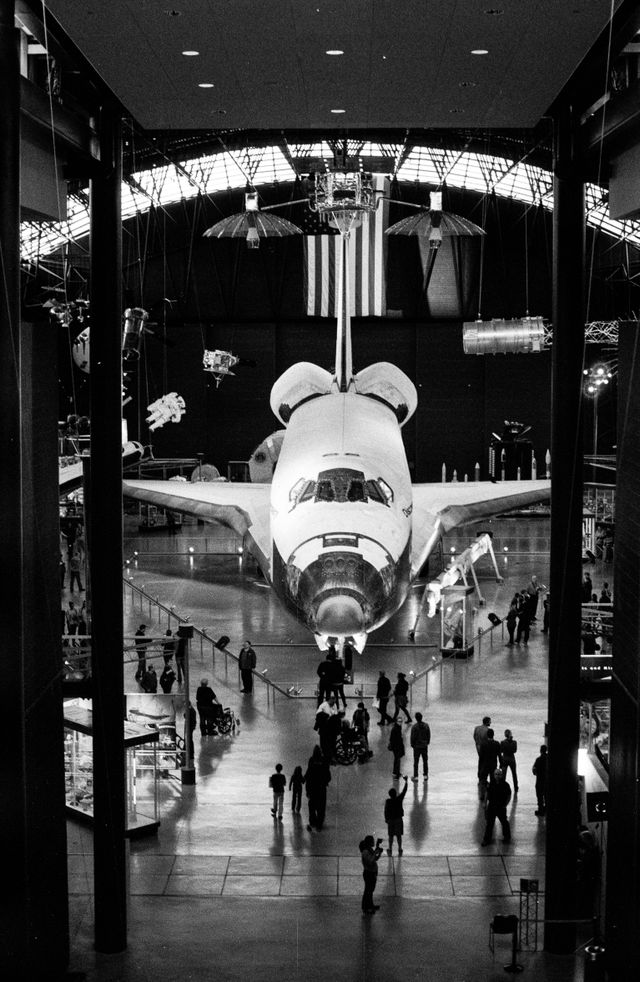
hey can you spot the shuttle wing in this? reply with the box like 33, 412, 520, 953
410, 480, 551, 577
123, 479, 272, 576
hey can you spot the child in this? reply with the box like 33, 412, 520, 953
289, 765, 305, 812
352, 701, 371, 755
269, 763, 286, 820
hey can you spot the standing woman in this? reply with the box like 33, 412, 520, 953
500, 728, 519, 792
359, 835, 384, 914
388, 721, 405, 779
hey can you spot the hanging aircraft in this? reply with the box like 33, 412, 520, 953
123, 171, 550, 651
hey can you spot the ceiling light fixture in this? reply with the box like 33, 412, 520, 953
326, 49, 344, 55
471, 48, 489, 55
182, 50, 200, 56
459, 80, 477, 88
198, 82, 214, 88
331, 108, 346, 114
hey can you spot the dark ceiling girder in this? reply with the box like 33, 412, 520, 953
549, 0, 640, 119
580, 77, 640, 160
20, 75, 98, 163
18, 0, 126, 115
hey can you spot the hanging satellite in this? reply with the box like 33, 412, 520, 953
203, 191, 303, 249
202, 349, 240, 386
122, 307, 151, 361
385, 190, 485, 294
145, 392, 186, 431
49, 299, 90, 326
72, 326, 91, 373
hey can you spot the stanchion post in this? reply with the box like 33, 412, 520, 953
178, 625, 196, 785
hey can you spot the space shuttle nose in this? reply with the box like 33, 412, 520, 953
315, 595, 365, 635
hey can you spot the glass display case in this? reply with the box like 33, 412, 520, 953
440, 584, 475, 658
64, 703, 160, 837
580, 698, 610, 771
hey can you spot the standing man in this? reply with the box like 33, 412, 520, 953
328, 652, 347, 709
134, 623, 149, 681
305, 746, 332, 831
315, 695, 339, 760
175, 632, 186, 686
359, 835, 384, 914
239, 640, 256, 693
69, 549, 84, 592
410, 712, 431, 782
473, 715, 491, 755
526, 574, 545, 620
196, 678, 217, 735
481, 768, 512, 845
478, 728, 502, 801
316, 650, 333, 706
376, 670, 393, 725
391, 672, 412, 724
532, 744, 548, 816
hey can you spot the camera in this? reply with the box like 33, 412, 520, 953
376, 838, 383, 846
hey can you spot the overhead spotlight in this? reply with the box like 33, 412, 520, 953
133, 550, 139, 557
503, 546, 509, 552
188, 546, 195, 554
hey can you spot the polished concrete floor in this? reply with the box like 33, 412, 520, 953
65, 516, 609, 981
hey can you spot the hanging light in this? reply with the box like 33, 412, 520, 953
583, 361, 616, 397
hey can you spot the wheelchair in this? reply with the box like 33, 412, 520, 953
334, 724, 371, 765
215, 705, 237, 734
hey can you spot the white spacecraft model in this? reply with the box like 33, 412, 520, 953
125, 171, 549, 652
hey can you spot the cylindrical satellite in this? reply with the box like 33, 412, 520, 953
463, 316, 546, 354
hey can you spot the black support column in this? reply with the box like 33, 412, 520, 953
89, 107, 127, 953
606, 322, 640, 981
544, 104, 584, 954
1, 2, 70, 977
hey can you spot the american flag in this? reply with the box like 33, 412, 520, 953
303, 174, 390, 318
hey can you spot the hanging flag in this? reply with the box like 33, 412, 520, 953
304, 174, 390, 317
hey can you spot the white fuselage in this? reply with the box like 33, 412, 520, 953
270, 389, 413, 641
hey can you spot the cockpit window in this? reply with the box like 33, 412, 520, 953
365, 480, 384, 503
298, 481, 316, 503
316, 480, 335, 502
288, 469, 393, 509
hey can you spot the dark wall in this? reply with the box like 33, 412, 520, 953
130, 318, 552, 482
606, 321, 640, 981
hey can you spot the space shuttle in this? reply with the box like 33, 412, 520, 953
124, 222, 550, 652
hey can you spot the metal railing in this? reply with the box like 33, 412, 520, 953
122, 574, 292, 704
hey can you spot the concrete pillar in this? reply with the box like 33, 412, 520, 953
89, 107, 127, 953
0, 2, 69, 976
544, 103, 584, 954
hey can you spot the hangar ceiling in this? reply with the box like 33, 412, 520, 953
42, 1, 622, 132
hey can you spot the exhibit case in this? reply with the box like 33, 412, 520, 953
440, 584, 475, 658
64, 702, 160, 837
